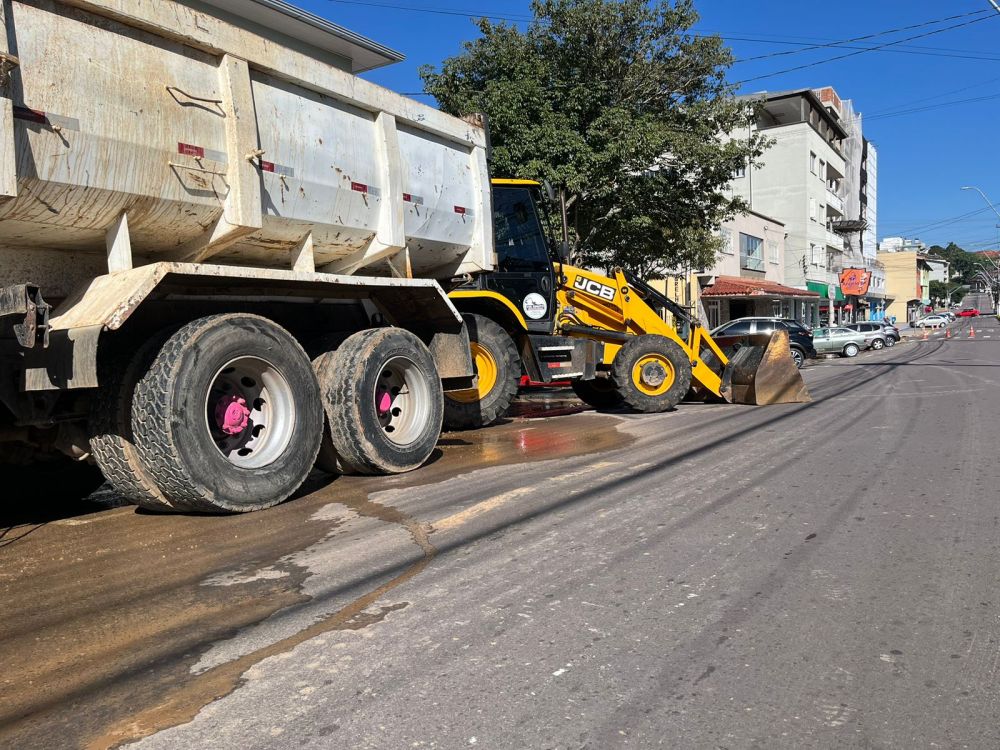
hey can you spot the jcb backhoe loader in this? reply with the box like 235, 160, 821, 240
445, 180, 810, 429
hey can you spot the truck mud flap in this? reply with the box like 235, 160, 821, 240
0, 284, 50, 349
714, 331, 810, 405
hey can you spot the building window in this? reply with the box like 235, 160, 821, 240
768, 240, 779, 264
819, 204, 825, 220
810, 243, 824, 266
705, 299, 721, 329
719, 227, 734, 254
733, 164, 747, 179
809, 197, 817, 221
819, 159, 825, 179
809, 152, 817, 174
740, 233, 764, 272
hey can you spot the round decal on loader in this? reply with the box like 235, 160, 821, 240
522, 293, 548, 320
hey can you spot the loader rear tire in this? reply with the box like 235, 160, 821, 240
89, 332, 187, 512
571, 377, 624, 410
611, 335, 692, 413
131, 314, 324, 513
322, 328, 442, 475
443, 314, 519, 430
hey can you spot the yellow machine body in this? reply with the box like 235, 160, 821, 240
449, 179, 810, 408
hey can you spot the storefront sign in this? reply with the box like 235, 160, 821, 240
840, 268, 872, 296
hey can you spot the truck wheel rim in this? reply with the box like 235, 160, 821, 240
206, 357, 296, 469
632, 354, 674, 397
446, 342, 497, 405
375, 356, 432, 446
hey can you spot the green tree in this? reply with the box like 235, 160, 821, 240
928, 241, 989, 282
420, 0, 768, 278
929, 279, 964, 305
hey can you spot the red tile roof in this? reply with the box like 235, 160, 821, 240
701, 275, 820, 298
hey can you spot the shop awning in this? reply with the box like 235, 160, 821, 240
702, 276, 820, 299
806, 281, 845, 301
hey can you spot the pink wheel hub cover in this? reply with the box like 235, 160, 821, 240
215, 395, 251, 435
376, 389, 393, 415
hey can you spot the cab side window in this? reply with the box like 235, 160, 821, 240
492, 187, 550, 272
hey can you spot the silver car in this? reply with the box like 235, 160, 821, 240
844, 321, 897, 349
811, 327, 869, 358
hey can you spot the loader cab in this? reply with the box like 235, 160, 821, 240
481, 180, 558, 333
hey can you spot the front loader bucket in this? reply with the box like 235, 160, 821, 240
715, 331, 811, 405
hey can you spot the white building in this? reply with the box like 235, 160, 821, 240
699, 210, 820, 328
727, 88, 850, 325
879, 236, 928, 253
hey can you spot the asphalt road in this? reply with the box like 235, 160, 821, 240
3, 317, 1000, 749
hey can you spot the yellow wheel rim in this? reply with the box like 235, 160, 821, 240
631, 354, 675, 397
446, 342, 499, 404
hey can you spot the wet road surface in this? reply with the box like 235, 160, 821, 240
3, 316, 1000, 749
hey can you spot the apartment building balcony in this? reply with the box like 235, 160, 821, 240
740, 252, 765, 274
826, 228, 844, 251
826, 188, 844, 216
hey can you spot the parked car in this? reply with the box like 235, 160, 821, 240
811, 327, 869, 358
957, 308, 980, 317
709, 317, 817, 369
914, 315, 950, 328
843, 321, 896, 349
940, 311, 957, 321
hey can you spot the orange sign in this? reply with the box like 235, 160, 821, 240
840, 268, 872, 296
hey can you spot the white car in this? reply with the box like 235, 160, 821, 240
914, 315, 949, 328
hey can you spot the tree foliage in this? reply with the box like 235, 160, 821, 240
928, 242, 991, 283
420, 0, 767, 278
929, 279, 963, 305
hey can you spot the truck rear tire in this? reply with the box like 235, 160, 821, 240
571, 376, 624, 409
89, 333, 187, 512
610, 334, 693, 413
131, 314, 324, 513
443, 314, 519, 430
321, 327, 443, 475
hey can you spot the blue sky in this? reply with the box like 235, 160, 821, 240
300, 0, 1000, 251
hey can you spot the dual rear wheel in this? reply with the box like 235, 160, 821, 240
89, 315, 442, 513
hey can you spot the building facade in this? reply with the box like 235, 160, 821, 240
697, 210, 820, 328
877, 250, 932, 324
726, 87, 879, 326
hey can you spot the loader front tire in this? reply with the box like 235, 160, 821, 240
443, 314, 519, 430
571, 377, 624, 410
611, 335, 692, 413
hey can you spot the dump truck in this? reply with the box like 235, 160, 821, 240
0, 0, 496, 512
443, 180, 810, 429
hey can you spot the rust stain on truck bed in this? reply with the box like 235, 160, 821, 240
0, 408, 629, 749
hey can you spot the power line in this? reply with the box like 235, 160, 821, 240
723, 35, 1000, 64
865, 92, 1000, 123
705, 28, 1000, 58
734, 13, 998, 87
888, 207, 993, 237
732, 9, 993, 64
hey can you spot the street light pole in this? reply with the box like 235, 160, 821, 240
961, 186, 1000, 221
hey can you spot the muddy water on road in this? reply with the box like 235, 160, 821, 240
0, 405, 626, 749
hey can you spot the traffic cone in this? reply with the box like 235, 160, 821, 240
922, 327, 929, 340
969, 326, 976, 339
946, 328, 951, 339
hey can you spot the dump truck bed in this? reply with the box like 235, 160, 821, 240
0, 0, 493, 297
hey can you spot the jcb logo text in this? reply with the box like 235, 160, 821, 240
573, 276, 616, 301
